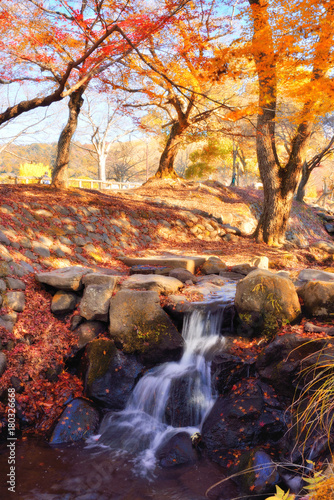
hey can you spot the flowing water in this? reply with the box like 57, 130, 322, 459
0, 283, 237, 499
90, 282, 236, 474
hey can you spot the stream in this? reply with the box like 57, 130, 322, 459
0, 283, 237, 500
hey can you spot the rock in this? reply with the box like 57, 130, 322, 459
166, 373, 213, 427
222, 233, 239, 243
0, 317, 14, 332
310, 240, 334, 254
201, 379, 286, 463
0, 204, 14, 214
237, 449, 279, 495
0, 352, 7, 376
70, 314, 83, 331
5, 278, 26, 290
80, 284, 114, 321
130, 265, 170, 276
31, 241, 51, 258
85, 339, 143, 409
235, 270, 301, 336
249, 256, 269, 270
304, 321, 334, 335
0, 245, 13, 262
288, 233, 309, 248
0, 230, 11, 245
169, 268, 197, 283
298, 281, 334, 316
325, 223, 334, 233
239, 220, 256, 236
201, 256, 227, 275
211, 352, 254, 395
73, 321, 107, 349
256, 334, 334, 398
121, 274, 183, 295
120, 256, 206, 274
49, 398, 100, 444
298, 269, 334, 282
109, 290, 184, 365
155, 431, 198, 467
163, 295, 198, 331
51, 291, 78, 315
220, 213, 234, 225
72, 236, 87, 247
0, 279, 5, 292
230, 263, 255, 275
82, 274, 117, 289
221, 224, 241, 235
4, 291, 25, 312
35, 266, 93, 291
196, 275, 226, 286
17, 261, 34, 274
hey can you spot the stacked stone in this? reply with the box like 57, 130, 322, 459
0, 202, 237, 271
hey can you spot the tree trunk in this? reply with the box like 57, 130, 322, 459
155, 122, 185, 179
52, 86, 86, 189
249, 0, 312, 245
296, 162, 309, 202
98, 154, 107, 183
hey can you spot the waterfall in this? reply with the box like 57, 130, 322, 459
90, 283, 236, 473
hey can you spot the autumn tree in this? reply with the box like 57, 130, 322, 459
247, 0, 334, 245
104, 0, 245, 179
0, 0, 190, 187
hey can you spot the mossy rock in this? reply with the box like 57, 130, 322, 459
235, 269, 301, 337
109, 290, 183, 366
85, 339, 117, 387
84, 339, 143, 409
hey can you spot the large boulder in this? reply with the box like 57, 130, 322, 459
36, 266, 93, 291
234, 270, 301, 336
120, 274, 183, 295
257, 334, 334, 398
79, 284, 114, 321
109, 290, 184, 365
201, 379, 286, 465
49, 397, 100, 444
84, 339, 143, 409
298, 281, 334, 316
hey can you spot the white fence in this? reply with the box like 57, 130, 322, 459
1, 175, 142, 190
